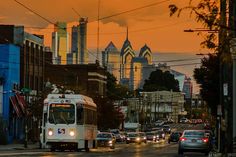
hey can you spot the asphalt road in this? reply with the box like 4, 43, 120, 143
0, 123, 207, 157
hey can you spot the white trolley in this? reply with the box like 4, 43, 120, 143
40, 94, 97, 151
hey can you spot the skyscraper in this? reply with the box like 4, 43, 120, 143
102, 41, 120, 82
52, 22, 69, 64
71, 18, 88, 64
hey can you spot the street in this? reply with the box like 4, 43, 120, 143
0, 124, 209, 157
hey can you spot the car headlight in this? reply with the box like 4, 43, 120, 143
127, 138, 130, 140
48, 128, 53, 136
109, 140, 113, 144
136, 137, 140, 141
69, 130, 75, 136
153, 136, 156, 138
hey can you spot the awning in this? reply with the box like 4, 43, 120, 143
15, 93, 27, 115
10, 96, 22, 117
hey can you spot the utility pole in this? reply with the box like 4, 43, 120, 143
219, 0, 231, 154
229, 0, 236, 153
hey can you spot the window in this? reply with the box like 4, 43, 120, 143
48, 104, 75, 124
77, 104, 84, 125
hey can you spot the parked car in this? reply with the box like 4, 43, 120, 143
126, 132, 147, 144
96, 132, 116, 149
178, 130, 210, 155
168, 131, 182, 143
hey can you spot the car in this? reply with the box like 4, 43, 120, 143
178, 130, 210, 155
155, 120, 165, 126
168, 131, 182, 143
126, 132, 147, 144
156, 130, 166, 140
96, 132, 116, 149
145, 131, 159, 142
180, 117, 189, 123
162, 125, 171, 134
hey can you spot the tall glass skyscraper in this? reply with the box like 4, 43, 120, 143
52, 22, 69, 65
71, 18, 88, 64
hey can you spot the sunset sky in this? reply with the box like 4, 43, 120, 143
0, 0, 208, 93
0, 0, 207, 53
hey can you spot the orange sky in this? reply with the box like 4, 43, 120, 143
0, 0, 208, 54
0, 0, 208, 93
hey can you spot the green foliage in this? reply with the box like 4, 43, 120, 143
169, 0, 220, 50
143, 69, 180, 92
193, 53, 220, 116
94, 97, 121, 130
106, 71, 130, 100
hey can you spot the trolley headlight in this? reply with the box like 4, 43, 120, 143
69, 130, 75, 136
48, 128, 53, 136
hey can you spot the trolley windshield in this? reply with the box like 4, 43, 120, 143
48, 104, 75, 124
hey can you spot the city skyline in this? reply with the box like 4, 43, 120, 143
0, 0, 208, 54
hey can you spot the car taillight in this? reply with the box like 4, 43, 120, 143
180, 137, 187, 141
202, 137, 209, 143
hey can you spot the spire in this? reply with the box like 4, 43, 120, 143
126, 26, 129, 40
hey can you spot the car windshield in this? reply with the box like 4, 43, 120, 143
146, 132, 155, 135
49, 104, 75, 124
127, 133, 138, 137
163, 125, 170, 128
171, 132, 180, 136
97, 133, 112, 138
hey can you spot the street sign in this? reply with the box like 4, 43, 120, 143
223, 83, 228, 96
21, 87, 31, 94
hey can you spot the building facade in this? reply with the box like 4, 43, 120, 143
52, 22, 69, 64
102, 29, 154, 90
0, 25, 46, 144
0, 44, 23, 144
102, 41, 120, 82
45, 52, 107, 99
71, 18, 88, 64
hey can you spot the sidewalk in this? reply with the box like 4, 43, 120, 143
0, 142, 40, 151
208, 152, 236, 157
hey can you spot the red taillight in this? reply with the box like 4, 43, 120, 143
202, 137, 209, 143
180, 137, 187, 141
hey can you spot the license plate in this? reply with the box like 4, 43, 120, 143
192, 139, 197, 142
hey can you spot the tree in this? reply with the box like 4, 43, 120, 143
94, 97, 121, 130
106, 71, 131, 100
143, 69, 180, 92
193, 53, 220, 116
169, 0, 220, 50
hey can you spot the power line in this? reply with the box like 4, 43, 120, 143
72, 8, 81, 18
14, 0, 55, 25
89, 0, 171, 23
